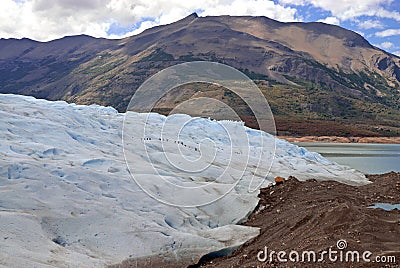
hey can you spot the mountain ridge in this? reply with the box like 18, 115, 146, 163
0, 14, 399, 136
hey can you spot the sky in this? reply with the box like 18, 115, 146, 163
1, 0, 399, 56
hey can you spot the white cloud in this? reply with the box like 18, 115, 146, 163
374, 8, 400, 21
279, 0, 400, 21
357, 19, 384, 29
393, 51, 400, 57
279, 0, 307, 5
317, 16, 340, 25
0, 0, 298, 41
355, 30, 365, 37
0, 0, 113, 41
108, 20, 159, 39
375, 28, 400, 37
200, 0, 298, 22
378, 41, 394, 49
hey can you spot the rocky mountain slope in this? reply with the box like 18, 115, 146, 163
1, 13, 399, 136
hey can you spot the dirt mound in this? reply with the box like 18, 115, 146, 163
198, 172, 400, 268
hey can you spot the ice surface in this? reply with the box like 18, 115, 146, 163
0, 94, 368, 267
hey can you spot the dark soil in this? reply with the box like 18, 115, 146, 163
197, 172, 400, 268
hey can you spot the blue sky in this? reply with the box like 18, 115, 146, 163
0, 0, 399, 55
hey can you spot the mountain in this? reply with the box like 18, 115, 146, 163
0, 94, 367, 267
1, 13, 400, 136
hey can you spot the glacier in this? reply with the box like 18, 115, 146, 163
0, 94, 369, 267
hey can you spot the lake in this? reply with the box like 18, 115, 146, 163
296, 142, 400, 174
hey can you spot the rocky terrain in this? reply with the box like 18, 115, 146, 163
1, 13, 400, 136
197, 172, 400, 268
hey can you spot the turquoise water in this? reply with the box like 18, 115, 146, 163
369, 203, 400, 211
296, 142, 400, 174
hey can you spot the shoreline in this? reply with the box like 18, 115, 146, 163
279, 136, 400, 144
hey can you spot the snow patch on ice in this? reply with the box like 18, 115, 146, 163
0, 94, 368, 267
